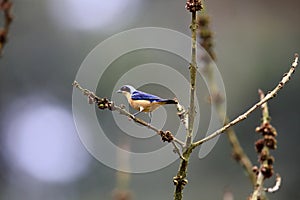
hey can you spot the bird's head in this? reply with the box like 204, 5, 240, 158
117, 85, 136, 95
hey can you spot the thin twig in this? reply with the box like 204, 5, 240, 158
171, 141, 185, 160
174, 138, 185, 148
192, 53, 299, 149
264, 174, 281, 193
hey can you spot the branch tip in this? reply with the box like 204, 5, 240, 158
264, 174, 281, 193
185, 0, 202, 12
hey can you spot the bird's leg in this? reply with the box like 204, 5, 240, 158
132, 111, 142, 117
132, 106, 144, 117
148, 112, 152, 124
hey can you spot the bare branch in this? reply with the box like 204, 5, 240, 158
186, 10, 198, 147
72, 81, 185, 158
251, 89, 278, 200
171, 141, 185, 160
173, 2, 203, 199
192, 54, 299, 149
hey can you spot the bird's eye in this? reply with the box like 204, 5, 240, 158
121, 86, 130, 93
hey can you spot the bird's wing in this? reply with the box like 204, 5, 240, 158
131, 91, 162, 102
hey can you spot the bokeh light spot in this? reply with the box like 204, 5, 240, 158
3, 96, 90, 183
46, 0, 140, 31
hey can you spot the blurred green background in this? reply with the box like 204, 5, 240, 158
1, 0, 300, 199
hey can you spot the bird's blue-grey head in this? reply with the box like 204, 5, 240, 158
117, 85, 136, 94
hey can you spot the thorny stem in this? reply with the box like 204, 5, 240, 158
192, 54, 299, 149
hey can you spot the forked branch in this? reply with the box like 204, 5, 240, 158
192, 54, 299, 149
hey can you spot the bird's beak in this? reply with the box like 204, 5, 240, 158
116, 90, 122, 93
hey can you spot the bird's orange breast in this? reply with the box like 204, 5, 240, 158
129, 99, 165, 112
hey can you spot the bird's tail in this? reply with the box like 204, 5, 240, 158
159, 99, 178, 104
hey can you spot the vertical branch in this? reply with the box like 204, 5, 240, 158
112, 142, 132, 200
186, 10, 197, 146
197, 13, 256, 185
173, 1, 202, 200
251, 90, 278, 200
173, 149, 192, 200
260, 89, 270, 124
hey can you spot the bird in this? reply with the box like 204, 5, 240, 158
117, 85, 178, 118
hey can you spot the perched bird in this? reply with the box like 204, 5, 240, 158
117, 85, 177, 117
